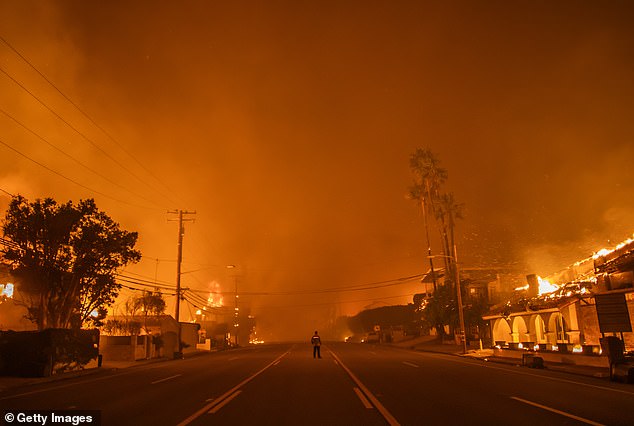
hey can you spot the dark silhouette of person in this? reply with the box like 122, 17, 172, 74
311, 330, 322, 358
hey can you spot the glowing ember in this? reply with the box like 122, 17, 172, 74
514, 284, 529, 291
537, 276, 559, 295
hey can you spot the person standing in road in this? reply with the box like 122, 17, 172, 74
311, 330, 322, 359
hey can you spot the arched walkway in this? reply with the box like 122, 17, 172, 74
492, 318, 512, 344
511, 317, 528, 342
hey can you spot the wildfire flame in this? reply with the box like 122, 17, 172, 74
592, 236, 634, 259
194, 281, 224, 322
514, 277, 559, 296
537, 276, 559, 296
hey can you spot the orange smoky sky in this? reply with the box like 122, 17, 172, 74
0, 1, 633, 340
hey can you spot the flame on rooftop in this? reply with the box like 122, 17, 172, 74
537, 276, 559, 296
592, 236, 634, 259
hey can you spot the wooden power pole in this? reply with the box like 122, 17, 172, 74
168, 209, 196, 359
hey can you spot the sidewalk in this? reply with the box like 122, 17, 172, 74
0, 349, 212, 393
389, 336, 611, 379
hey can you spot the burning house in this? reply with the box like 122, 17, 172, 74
483, 236, 634, 359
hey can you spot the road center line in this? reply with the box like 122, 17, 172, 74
353, 387, 373, 409
151, 374, 182, 384
177, 349, 290, 426
209, 390, 242, 414
329, 350, 401, 426
402, 361, 419, 368
510, 397, 605, 426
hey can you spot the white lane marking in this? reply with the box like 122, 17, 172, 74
511, 397, 605, 426
370, 351, 377, 355
228, 357, 239, 361
151, 374, 182, 384
209, 390, 242, 414
353, 387, 373, 409
273, 360, 280, 366
0, 369, 139, 400
177, 349, 291, 426
329, 350, 401, 426
413, 352, 634, 396
402, 361, 418, 368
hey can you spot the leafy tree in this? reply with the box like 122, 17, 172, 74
350, 305, 419, 333
2, 196, 141, 330
127, 290, 166, 334
416, 284, 455, 339
416, 280, 487, 341
102, 318, 142, 335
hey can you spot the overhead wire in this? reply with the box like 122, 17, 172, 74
115, 271, 174, 285
0, 65, 176, 207
183, 273, 423, 296
0, 35, 183, 206
0, 107, 167, 209
0, 137, 161, 210
256, 293, 416, 310
0, 187, 15, 197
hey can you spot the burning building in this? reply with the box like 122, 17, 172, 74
483, 235, 634, 355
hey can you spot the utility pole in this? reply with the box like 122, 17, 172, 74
420, 190, 438, 292
168, 209, 196, 359
226, 265, 239, 346
453, 244, 467, 354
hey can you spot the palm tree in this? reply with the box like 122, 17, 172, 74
435, 192, 464, 285
409, 148, 448, 290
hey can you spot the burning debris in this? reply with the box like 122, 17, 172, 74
490, 234, 634, 317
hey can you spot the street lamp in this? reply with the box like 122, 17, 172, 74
427, 245, 467, 354
226, 265, 239, 346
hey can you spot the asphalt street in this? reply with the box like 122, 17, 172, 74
1, 343, 633, 425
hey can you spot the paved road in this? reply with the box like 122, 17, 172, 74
1, 343, 633, 425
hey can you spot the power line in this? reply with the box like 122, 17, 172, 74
114, 276, 177, 291
0, 187, 15, 197
256, 293, 416, 310
0, 34, 183, 205
0, 107, 167, 209
183, 273, 423, 296
116, 270, 175, 287
117, 282, 177, 296
0, 137, 162, 210
0, 65, 176, 206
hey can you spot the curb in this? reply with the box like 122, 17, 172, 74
390, 343, 612, 380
